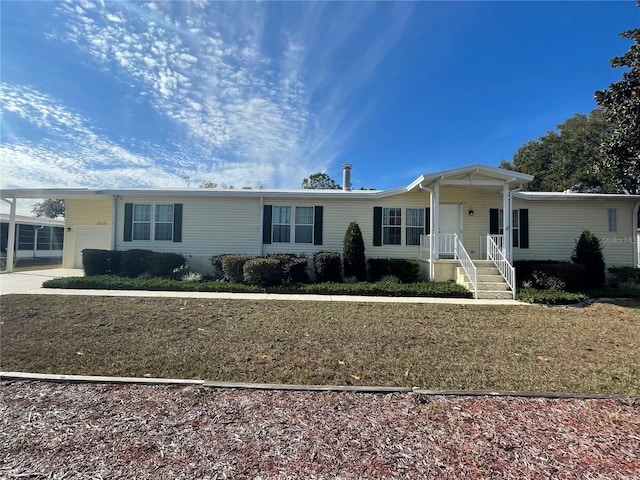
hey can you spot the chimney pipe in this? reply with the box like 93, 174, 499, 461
342, 164, 352, 191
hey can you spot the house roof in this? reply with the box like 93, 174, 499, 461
406, 164, 534, 191
0, 212, 65, 226
514, 191, 640, 201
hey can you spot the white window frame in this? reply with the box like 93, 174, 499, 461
405, 208, 424, 246
383, 207, 402, 245
132, 203, 174, 241
608, 208, 617, 232
272, 206, 316, 244
294, 206, 314, 244
512, 209, 520, 248
272, 206, 292, 243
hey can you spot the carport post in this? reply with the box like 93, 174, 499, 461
1, 197, 17, 273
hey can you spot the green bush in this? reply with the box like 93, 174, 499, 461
571, 230, 605, 288
367, 258, 421, 283
608, 266, 640, 287
243, 257, 283, 287
119, 249, 155, 277
148, 252, 187, 279
517, 288, 588, 305
515, 260, 587, 292
82, 249, 121, 276
343, 222, 366, 281
267, 254, 310, 284
221, 254, 255, 283
210, 256, 224, 280
314, 251, 342, 283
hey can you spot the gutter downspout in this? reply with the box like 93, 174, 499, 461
1, 197, 16, 273
259, 196, 264, 257
111, 195, 118, 250
420, 185, 435, 280
34, 225, 45, 258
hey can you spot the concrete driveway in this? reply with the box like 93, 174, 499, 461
0, 269, 83, 295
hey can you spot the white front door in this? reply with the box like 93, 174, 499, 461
439, 204, 462, 258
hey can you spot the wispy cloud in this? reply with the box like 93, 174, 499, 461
2, 1, 413, 192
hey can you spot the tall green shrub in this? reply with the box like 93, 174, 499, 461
314, 252, 342, 283
343, 222, 366, 281
571, 230, 605, 288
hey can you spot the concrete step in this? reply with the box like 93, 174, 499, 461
476, 290, 515, 300
463, 281, 511, 292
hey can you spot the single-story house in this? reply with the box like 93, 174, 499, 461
2, 164, 639, 298
1, 213, 64, 260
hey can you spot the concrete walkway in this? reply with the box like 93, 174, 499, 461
0, 268, 526, 305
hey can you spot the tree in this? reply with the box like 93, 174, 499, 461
500, 110, 610, 192
199, 180, 217, 188
31, 199, 65, 218
571, 230, 605, 288
302, 172, 341, 189
343, 221, 366, 281
594, 26, 640, 194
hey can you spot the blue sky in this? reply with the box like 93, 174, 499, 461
1, 1, 638, 206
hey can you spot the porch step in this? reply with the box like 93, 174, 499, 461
456, 264, 514, 299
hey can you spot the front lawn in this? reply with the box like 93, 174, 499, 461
2, 295, 639, 394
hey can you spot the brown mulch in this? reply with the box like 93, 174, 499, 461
1, 381, 639, 479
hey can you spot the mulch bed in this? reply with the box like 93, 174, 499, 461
2, 381, 639, 479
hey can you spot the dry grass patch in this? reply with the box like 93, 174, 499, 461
1, 295, 639, 394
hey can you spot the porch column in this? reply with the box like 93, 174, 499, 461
502, 183, 511, 261
634, 201, 640, 268
2, 197, 17, 273
433, 181, 440, 261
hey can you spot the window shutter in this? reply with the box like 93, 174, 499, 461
425, 208, 430, 235
173, 204, 183, 243
489, 209, 500, 235
373, 207, 382, 246
519, 209, 529, 249
262, 205, 272, 244
124, 203, 133, 242
313, 206, 323, 245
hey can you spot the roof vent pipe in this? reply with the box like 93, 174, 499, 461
342, 164, 352, 191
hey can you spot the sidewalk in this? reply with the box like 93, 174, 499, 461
0, 268, 526, 305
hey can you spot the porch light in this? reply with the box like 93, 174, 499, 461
468, 209, 475, 216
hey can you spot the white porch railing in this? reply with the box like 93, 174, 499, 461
454, 234, 477, 299
419, 234, 457, 259
486, 235, 516, 299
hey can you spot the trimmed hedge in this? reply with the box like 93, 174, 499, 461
149, 252, 188, 279
221, 255, 255, 283
267, 254, 310, 284
343, 222, 367, 281
517, 288, 588, 305
367, 258, 421, 283
572, 230, 605, 288
82, 249, 121, 276
82, 249, 186, 279
243, 257, 283, 287
119, 249, 155, 278
314, 251, 342, 283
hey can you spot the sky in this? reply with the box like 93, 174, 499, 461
1, 0, 639, 214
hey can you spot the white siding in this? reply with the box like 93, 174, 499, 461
512, 198, 637, 267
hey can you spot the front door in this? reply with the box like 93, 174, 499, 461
439, 203, 462, 258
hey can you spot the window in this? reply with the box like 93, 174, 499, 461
383, 207, 402, 245
272, 206, 291, 243
608, 208, 617, 232
512, 210, 519, 248
295, 207, 314, 244
133, 204, 151, 240
406, 208, 424, 246
154, 204, 174, 241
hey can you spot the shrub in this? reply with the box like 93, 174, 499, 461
517, 288, 588, 305
343, 222, 366, 281
221, 254, 255, 283
571, 230, 605, 288
608, 266, 640, 287
119, 249, 154, 277
531, 271, 566, 292
514, 261, 587, 292
148, 252, 187, 279
181, 272, 203, 282
82, 249, 121, 276
243, 257, 283, 287
267, 254, 310, 284
368, 258, 421, 283
210, 256, 224, 280
314, 251, 342, 283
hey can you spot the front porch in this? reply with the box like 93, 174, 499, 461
419, 233, 515, 299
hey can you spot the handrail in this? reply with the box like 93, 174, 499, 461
486, 235, 516, 299
454, 234, 477, 299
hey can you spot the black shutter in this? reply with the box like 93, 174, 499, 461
519, 209, 529, 249
489, 208, 500, 235
425, 208, 430, 235
313, 206, 323, 245
373, 207, 382, 246
124, 203, 133, 241
173, 204, 183, 243
262, 205, 272, 244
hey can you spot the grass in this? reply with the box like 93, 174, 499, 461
2, 295, 639, 394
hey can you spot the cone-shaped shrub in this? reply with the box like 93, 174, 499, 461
571, 230, 605, 288
343, 221, 366, 281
